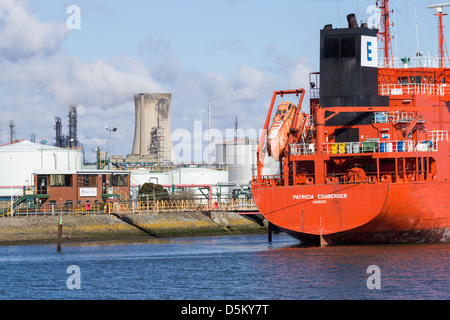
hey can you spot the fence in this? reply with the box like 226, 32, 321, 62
2, 198, 259, 217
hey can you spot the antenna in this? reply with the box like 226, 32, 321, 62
414, 0, 422, 66
377, 0, 394, 67
427, 3, 450, 68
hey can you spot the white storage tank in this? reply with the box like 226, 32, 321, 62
215, 139, 258, 186
0, 140, 82, 198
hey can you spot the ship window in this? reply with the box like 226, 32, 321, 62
410, 76, 421, 84
398, 77, 409, 85
283, 110, 287, 114
324, 36, 339, 58
341, 35, 356, 58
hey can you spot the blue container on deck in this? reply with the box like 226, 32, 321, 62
380, 143, 387, 152
397, 141, 405, 152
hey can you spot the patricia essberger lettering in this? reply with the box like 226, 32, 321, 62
317, 193, 348, 199
293, 194, 314, 200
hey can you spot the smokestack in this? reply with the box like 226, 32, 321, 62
9, 120, 14, 143
68, 105, 78, 147
347, 14, 358, 28
55, 117, 63, 147
131, 93, 174, 163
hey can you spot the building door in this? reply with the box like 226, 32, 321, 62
37, 175, 48, 194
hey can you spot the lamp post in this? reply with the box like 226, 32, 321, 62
10, 156, 13, 217
105, 126, 117, 170
67, 138, 74, 170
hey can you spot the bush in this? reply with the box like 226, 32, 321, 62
138, 183, 169, 201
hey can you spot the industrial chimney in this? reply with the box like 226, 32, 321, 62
131, 93, 174, 164
68, 105, 78, 148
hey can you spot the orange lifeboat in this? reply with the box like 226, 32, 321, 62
267, 101, 297, 160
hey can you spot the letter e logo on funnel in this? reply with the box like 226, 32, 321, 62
361, 35, 378, 67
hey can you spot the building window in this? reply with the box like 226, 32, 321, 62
78, 175, 98, 187
111, 174, 128, 187
50, 175, 72, 187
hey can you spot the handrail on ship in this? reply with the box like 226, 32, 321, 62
290, 139, 438, 156
252, 167, 437, 188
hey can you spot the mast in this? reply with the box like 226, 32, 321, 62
377, 0, 393, 67
427, 3, 450, 68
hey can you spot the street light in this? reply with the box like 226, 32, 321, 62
10, 156, 13, 217
105, 126, 117, 169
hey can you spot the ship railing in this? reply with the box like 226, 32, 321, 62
290, 143, 315, 155
290, 139, 439, 156
253, 168, 437, 188
379, 83, 449, 96
378, 56, 444, 69
324, 170, 436, 185
373, 111, 418, 123
429, 130, 449, 151
319, 140, 434, 155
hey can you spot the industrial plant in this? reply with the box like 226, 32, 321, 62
0, 93, 258, 213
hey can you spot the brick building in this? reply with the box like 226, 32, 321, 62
32, 169, 130, 212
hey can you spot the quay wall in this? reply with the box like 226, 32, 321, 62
0, 211, 266, 245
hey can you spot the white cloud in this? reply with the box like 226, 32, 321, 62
0, 0, 69, 60
0, 0, 168, 160
0, 0, 315, 163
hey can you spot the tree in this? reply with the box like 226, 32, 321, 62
138, 183, 169, 201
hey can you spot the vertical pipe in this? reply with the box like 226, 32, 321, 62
315, 105, 325, 154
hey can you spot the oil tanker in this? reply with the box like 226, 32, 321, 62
251, 1, 450, 245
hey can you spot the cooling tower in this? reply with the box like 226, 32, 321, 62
131, 93, 174, 163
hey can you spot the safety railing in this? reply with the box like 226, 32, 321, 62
253, 169, 437, 188
4, 197, 259, 217
290, 140, 439, 156
373, 111, 419, 123
321, 140, 419, 154
378, 56, 445, 69
379, 83, 449, 96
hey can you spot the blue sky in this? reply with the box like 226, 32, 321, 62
0, 0, 444, 162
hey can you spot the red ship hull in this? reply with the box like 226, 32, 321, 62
251, 3, 450, 245
252, 181, 450, 245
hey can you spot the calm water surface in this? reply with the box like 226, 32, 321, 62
0, 234, 448, 300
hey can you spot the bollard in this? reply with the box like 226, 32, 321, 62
57, 215, 63, 252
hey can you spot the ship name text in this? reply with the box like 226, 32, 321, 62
293, 193, 348, 200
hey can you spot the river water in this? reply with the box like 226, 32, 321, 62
0, 233, 448, 301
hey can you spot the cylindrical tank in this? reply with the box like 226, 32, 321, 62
0, 140, 82, 198
215, 139, 258, 186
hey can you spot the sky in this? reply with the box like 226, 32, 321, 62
0, 0, 445, 162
